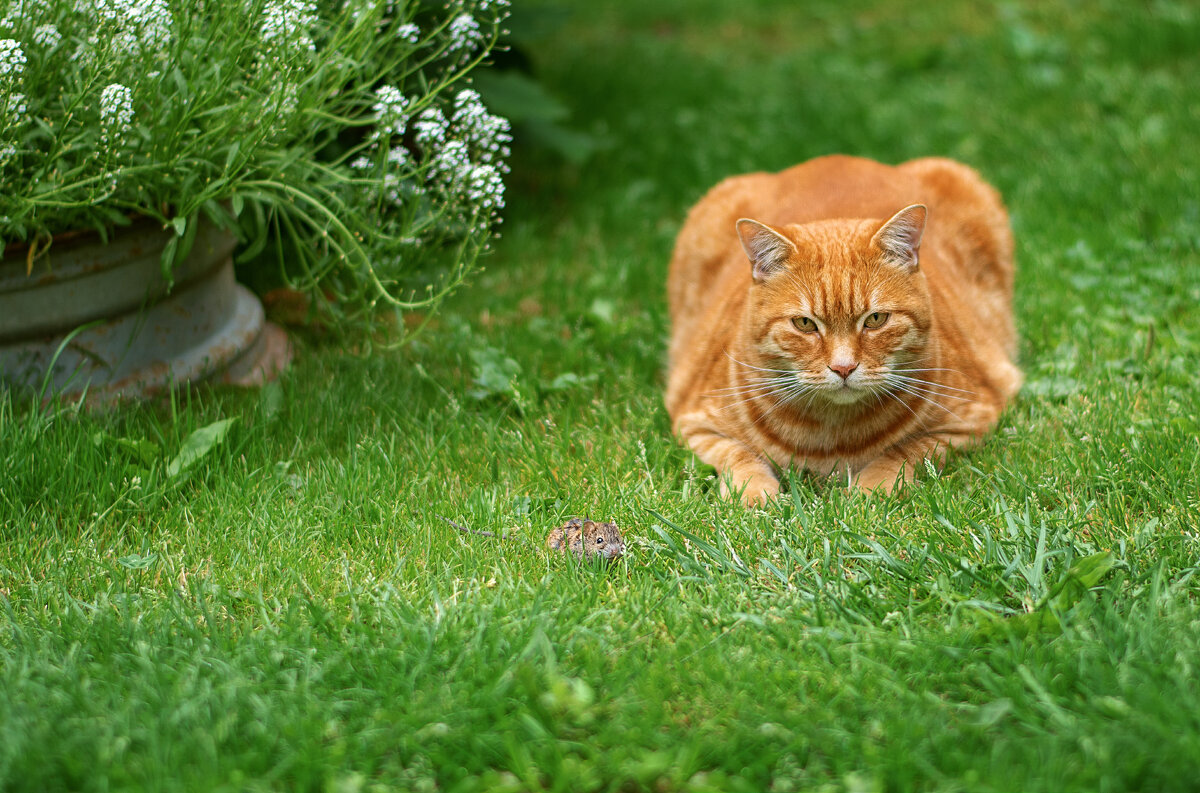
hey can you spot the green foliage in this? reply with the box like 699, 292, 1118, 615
166, 416, 237, 478
4, 0, 1200, 790
0, 0, 512, 332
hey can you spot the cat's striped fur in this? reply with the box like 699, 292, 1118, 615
666, 155, 1022, 505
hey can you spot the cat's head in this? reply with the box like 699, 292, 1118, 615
735, 205, 933, 407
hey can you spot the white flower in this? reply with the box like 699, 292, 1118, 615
465, 162, 504, 212
414, 107, 448, 150
0, 39, 26, 81
446, 13, 482, 60
10, 0, 53, 16
94, 0, 173, 56
0, 40, 25, 126
477, 0, 510, 17
396, 22, 419, 44
32, 23, 61, 50
430, 139, 469, 182
99, 82, 134, 145
5, 91, 26, 124
0, 143, 15, 164
260, 0, 317, 57
452, 89, 511, 171
372, 85, 409, 138
414, 93, 510, 229
387, 145, 408, 167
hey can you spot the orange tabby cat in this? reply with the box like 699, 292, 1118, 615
666, 155, 1022, 505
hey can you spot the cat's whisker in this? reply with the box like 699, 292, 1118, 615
883, 371, 974, 393
883, 369, 974, 391
864, 378, 942, 429
705, 374, 804, 399
705, 373, 801, 391
705, 381, 790, 396
879, 388, 922, 422
863, 373, 956, 396
884, 382, 967, 421
885, 385, 973, 404
883, 374, 975, 398
714, 379, 820, 412
888, 387, 956, 416
885, 379, 971, 405
756, 381, 822, 421
715, 388, 801, 411
891, 356, 968, 376
723, 351, 796, 375
886, 367, 971, 379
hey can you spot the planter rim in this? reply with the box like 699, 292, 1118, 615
1, 216, 290, 405
0, 215, 236, 343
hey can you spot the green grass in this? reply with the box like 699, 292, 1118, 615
4, 0, 1200, 790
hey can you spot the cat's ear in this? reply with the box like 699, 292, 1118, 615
737, 218, 797, 282
872, 204, 927, 271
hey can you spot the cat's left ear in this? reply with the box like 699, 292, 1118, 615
872, 204, 927, 272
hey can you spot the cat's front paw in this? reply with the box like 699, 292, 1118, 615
854, 458, 914, 493
720, 472, 780, 507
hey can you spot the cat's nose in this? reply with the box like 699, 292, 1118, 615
829, 362, 859, 380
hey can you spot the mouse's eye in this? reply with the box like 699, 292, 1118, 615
596, 537, 604, 544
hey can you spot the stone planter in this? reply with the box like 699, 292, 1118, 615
0, 217, 290, 404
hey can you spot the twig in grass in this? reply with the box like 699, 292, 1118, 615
439, 514, 510, 540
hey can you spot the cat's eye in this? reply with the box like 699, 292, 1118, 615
792, 316, 818, 333
863, 312, 890, 330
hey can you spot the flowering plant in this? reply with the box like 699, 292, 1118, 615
0, 0, 511, 332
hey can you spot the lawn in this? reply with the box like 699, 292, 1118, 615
4, 0, 1200, 791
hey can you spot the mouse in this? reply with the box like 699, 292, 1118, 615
546, 517, 625, 561
440, 515, 625, 561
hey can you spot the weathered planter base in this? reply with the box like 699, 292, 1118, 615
0, 218, 291, 405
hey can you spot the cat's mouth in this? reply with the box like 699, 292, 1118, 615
823, 385, 865, 405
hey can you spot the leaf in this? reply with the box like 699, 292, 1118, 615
540, 372, 598, 393
168, 417, 238, 478
92, 431, 160, 466
589, 298, 616, 325
1047, 551, 1115, 612
468, 348, 522, 400
172, 214, 200, 267
974, 698, 1013, 727
473, 70, 601, 163
975, 552, 1116, 640
472, 70, 570, 124
160, 235, 179, 285
517, 119, 602, 165
260, 381, 284, 419
117, 553, 158, 570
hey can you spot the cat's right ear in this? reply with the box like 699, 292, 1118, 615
737, 219, 797, 282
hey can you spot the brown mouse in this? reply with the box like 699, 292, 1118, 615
441, 515, 625, 561
546, 517, 625, 561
